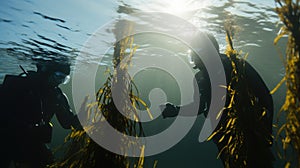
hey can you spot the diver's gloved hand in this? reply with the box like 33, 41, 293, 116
160, 102, 180, 118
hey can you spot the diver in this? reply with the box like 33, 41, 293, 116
160, 33, 274, 167
0, 61, 82, 168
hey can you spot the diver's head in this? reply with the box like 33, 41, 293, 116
36, 61, 71, 87
189, 33, 220, 70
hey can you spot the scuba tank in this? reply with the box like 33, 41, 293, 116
0, 65, 53, 143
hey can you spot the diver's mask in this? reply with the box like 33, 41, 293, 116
51, 71, 70, 85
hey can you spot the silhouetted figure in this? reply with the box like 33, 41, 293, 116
0, 62, 82, 168
161, 34, 274, 167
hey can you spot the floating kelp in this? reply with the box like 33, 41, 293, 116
208, 28, 274, 167
49, 20, 152, 168
273, 0, 300, 167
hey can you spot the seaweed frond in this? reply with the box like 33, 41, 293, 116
209, 27, 274, 167
274, 0, 300, 167
50, 20, 152, 168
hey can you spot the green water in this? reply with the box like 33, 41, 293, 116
0, 0, 289, 167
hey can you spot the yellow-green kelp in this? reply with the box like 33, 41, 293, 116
208, 28, 274, 167
49, 20, 153, 168
273, 0, 300, 167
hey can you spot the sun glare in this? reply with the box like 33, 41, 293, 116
137, 0, 212, 18
150, 0, 210, 17
166, 0, 190, 15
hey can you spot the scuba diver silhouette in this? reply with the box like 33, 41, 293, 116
0, 62, 82, 168
161, 33, 274, 167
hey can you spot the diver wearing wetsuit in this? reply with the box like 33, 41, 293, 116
0, 62, 82, 168
161, 33, 274, 167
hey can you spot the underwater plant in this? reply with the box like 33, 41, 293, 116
207, 27, 274, 167
49, 20, 152, 168
273, 0, 300, 167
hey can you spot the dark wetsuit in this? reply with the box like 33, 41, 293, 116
195, 54, 274, 167
0, 71, 80, 168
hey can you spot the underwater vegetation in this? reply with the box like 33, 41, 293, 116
273, 0, 300, 167
48, 1, 300, 167
207, 26, 274, 167
49, 20, 152, 168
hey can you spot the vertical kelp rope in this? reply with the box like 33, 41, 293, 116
274, 0, 300, 167
208, 28, 273, 167
49, 21, 152, 168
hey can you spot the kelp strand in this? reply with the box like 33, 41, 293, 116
274, 0, 300, 167
209, 27, 274, 167
49, 21, 152, 168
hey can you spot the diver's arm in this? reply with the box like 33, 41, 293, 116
176, 90, 209, 117
179, 100, 205, 116
161, 96, 208, 118
54, 89, 82, 129
162, 71, 210, 118
178, 70, 211, 117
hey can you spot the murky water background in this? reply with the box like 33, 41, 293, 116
0, 0, 288, 167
